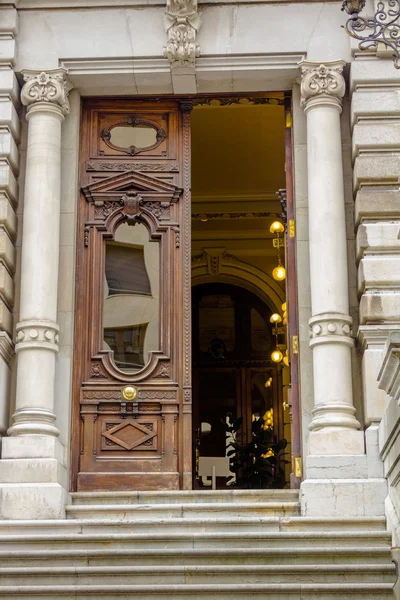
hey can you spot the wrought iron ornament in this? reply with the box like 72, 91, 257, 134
342, 0, 400, 68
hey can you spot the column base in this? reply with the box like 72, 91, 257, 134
2, 435, 64, 462
0, 436, 68, 519
301, 478, 387, 517
309, 402, 361, 431
308, 428, 365, 455
0, 483, 68, 519
7, 407, 60, 437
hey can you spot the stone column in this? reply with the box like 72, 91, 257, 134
0, 69, 71, 519
299, 61, 387, 517
10, 69, 70, 437
299, 60, 363, 455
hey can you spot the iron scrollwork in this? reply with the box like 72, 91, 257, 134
342, 0, 400, 68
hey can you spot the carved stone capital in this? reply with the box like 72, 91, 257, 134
15, 320, 59, 354
309, 313, 354, 349
21, 68, 72, 117
164, 0, 201, 66
299, 60, 346, 111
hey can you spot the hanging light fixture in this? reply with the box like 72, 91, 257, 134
270, 220, 286, 281
272, 264, 286, 282
270, 313, 282, 324
271, 348, 283, 363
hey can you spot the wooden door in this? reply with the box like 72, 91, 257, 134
284, 94, 302, 487
71, 99, 193, 491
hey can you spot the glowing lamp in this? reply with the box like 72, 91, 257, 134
269, 221, 285, 234
272, 265, 286, 281
270, 313, 282, 324
271, 348, 283, 363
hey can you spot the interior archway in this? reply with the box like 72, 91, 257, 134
192, 282, 291, 489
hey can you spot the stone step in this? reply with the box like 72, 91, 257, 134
69, 490, 299, 505
0, 582, 393, 599
0, 516, 387, 535
0, 564, 394, 586
65, 501, 300, 520
0, 530, 391, 551
0, 547, 392, 567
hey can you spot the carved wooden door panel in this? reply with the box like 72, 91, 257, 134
72, 99, 192, 491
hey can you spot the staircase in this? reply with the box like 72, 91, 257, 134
0, 490, 395, 598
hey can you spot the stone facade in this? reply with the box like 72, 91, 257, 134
0, 0, 398, 547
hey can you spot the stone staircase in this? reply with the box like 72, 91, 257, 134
0, 490, 395, 598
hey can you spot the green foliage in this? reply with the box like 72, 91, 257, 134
224, 413, 288, 489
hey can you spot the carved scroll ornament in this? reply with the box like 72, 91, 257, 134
21, 69, 72, 116
164, 0, 201, 66
299, 61, 346, 109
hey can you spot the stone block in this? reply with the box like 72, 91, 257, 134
0, 226, 15, 272
306, 455, 368, 479
0, 8, 18, 35
0, 96, 20, 142
355, 188, 400, 224
362, 348, 386, 424
0, 159, 17, 204
0, 298, 12, 335
352, 90, 400, 125
0, 260, 13, 306
0, 483, 67, 519
351, 58, 400, 91
366, 424, 384, 479
0, 192, 17, 238
0, 350, 11, 434
308, 429, 365, 456
354, 154, 400, 189
301, 478, 387, 517
0, 128, 19, 174
2, 435, 65, 464
358, 256, 400, 292
360, 291, 400, 324
0, 66, 19, 103
353, 122, 400, 158
0, 36, 16, 66
0, 458, 67, 486
357, 222, 400, 260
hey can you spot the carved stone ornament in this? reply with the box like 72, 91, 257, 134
164, 0, 201, 66
299, 61, 346, 109
21, 68, 72, 116
15, 319, 59, 354
309, 313, 354, 349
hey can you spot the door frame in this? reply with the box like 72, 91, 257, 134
70, 92, 301, 492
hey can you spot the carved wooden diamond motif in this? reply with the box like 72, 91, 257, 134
102, 419, 156, 450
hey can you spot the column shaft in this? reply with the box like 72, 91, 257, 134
8, 70, 70, 437
300, 61, 361, 442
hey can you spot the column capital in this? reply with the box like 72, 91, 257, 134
21, 68, 72, 118
299, 60, 346, 111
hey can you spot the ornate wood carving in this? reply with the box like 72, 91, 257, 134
87, 161, 179, 172
71, 100, 190, 492
100, 116, 167, 156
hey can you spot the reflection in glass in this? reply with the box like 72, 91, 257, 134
104, 324, 148, 369
251, 370, 273, 425
105, 244, 151, 296
251, 308, 272, 353
103, 222, 160, 372
110, 125, 157, 150
199, 295, 235, 353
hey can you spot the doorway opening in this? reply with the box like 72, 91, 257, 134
190, 97, 293, 489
